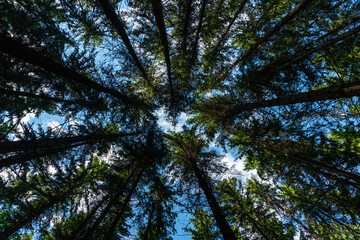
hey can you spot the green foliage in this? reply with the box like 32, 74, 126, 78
187, 209, 221, 240
1, 0, 360, 239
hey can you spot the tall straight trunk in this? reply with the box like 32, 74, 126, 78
261, 192, 320, 240
228, 189, 271, 240
0, 132, 140, 154
248, 0, 279, 32
289, 176, 360, 213
103, 166, 145, 240
245, 212, 271, 240
316, 168, 360, 190
299, 0, 347, 35
299, 112, 360, 118
150, 0, 174, 98
180, 0, 193, 55
256, 16, 360, 81
80, 191, 122, 239
189, 158, 236, 240
228, 80, 360, 114
97, 0, 150, 86
189, 0, 207, 67
275, 25, 360, 72
81, 168, 136, 240
8, 166, 49, 197
298, 16, 360, 54
210, 0, 225, 26
0, 181, 82, 239
299, 156, 360, 186
0, 33, 145, 109
315, 206, 360, 236
211, 0, 248, 54
68, 193, 111, 238
0, 142, 84, 168
0, 88, 80, 105
222, 184, 271, 240
143, 202, 155, 240
216, 0, 315, 81
259, 139, 360, 186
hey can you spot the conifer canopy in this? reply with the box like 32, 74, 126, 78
1, 0, 359, 239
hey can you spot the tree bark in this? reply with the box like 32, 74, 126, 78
103, 167, 145, 240
259, 139, 360, 186
212, 0, 248, 54
216, 0, 316, 81
229, 80, 360, 114
68, 193, 111, 238
143, 202, 155, 240
150, 0, 174, 98
254, 17, 360, 82
0, 181, 82, 239
81, 168, 136, 240
180, 0, 193, 55
0, 33, 145, 108
276, 25, 360, 72
189, 158, 237, 240
0, 88, 80, 105
245, 212, 271, 240
210, 0, 225, 27
0, 142, 84, 168
189, 0, 207, 67
0, 132, 140, 154
97, 0, 151, 86
262, 192, 320, 240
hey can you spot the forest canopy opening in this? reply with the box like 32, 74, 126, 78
1, 0, 360, 239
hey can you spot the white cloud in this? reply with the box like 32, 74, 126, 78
156, 109, 190, 132
221, 152, 257, 181
20, 112, 36, 124
157, 116, 173, 131
48, 165, 57, 174
175, 112, 189, 132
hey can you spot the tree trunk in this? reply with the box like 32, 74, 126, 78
0, 181, 82, 239
189, 0, 207, 67
103, 167, 145, 240
259, 139, 360, 187
81, 168, 136, 240
216, 0, 316, 81
210, 0, 225, 27
316, 169, 360, 190
143, 202, 155, 240
0, 132, 140, 154
245, 213, 271, 240
300, 157, 360, 186
229, 80, 360, 114
180, 0, 193, 55
254, 17, 360, 82
0, 33, 145, 109
277, 25, 360, 72
68, 193, 111, 238
294, 178, 360, 213
150, 0, 174, 99
302, 113, 360, 118
97, 0, 150, 86
212, 0, 248, 54
262, 192, 320, 240
315, 206, 360, 236
0, 87, 79, 105
0, 142, 84, 168
189, 158, 237, 240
